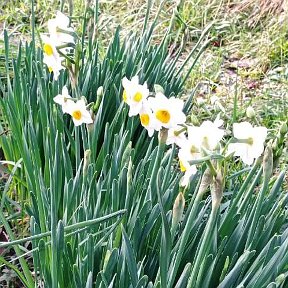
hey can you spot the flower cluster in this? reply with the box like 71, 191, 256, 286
122, 75, 268, 187
177, 118, 225, 186
40, 12, 93, 127
41, 11, 75, 80
122, 76, 186, 137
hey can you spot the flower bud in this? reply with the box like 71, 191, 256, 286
83, 149, 91, 176
127, 157, 133, 185
97, 86, 104, 97
198, 168, 213, 197
103, 250, 111, 271
159, 128, 168, 144
246, 106, 256, 118
272, 139, 277, 151
263, 143, 273, 183
93, 86, 104, 112
172, 192, 185, 231
121, 141, 132, 168
211, 171, 223, 209
280, 122, 287, 135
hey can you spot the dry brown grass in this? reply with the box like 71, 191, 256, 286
231, 0, 287, 26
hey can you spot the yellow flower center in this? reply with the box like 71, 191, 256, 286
190, 145, 198, 155
140, 114, 150, 126
179, 160, 186, 172
156, 109, 170, 124
123, 90, 128, 102
247, 137, 254, 145
48, 67, 53, 72
43, 43, 54, 56
202, 136, 209, 149
133, 92, 143, 102
72, 110, 82, 120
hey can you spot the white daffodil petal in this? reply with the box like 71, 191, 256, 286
53, 94, 64, 105
233, 122, 253, 139
242, 148, 255, 166
131, 75, 139, 85
227, 143, 244, 157
81, 112, 93, 124
147, 128, 154, 137
122, 77, 129, 88
56, 11, 70, 27
254, 127, 268, 140
48, 11, 74, 45
62, 86, 69, 97
180, 165, 197, 187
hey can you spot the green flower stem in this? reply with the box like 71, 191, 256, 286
189, 154, 224, 165
56, 27, 78, 38
205, 159, 217, 178
0, 209, 126, 248
156, 135, 173, 287
31, 0, 35, 53
187, 205, 219, 288
163, 0, 184, 46
56, 43, 75, 50
75, 127, 81, 169
174, 126, 187, 136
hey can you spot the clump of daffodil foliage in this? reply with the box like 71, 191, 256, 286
0, 1, 287, 287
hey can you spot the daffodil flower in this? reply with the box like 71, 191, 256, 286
48, 11, 75, 45
178, 139, 202, 164
148, 92, 186, 129
188, 119, 224, 151
53, 86, 72, 113
227, 122, 267, 165
139, 104, 160, 137
65, 99, 93, 126
176, 118, 224, 185
122, 76, 150, 116
41, 35, 64, 80
166, 125, 187, 146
